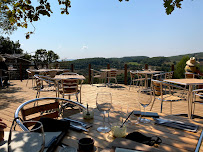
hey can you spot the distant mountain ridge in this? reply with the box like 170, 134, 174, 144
63, 52, 203, 62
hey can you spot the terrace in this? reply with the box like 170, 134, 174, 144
1, 78, 203, 151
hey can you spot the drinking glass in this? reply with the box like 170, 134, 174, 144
126, 103, 141, 125
96, 92, 112, 133
8, 121, 45, 152
137, 89, 152, 123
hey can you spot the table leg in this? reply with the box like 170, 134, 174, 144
187, 85, 193, 119
55, 81, 59, 97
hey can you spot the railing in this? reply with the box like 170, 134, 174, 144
14, 63, 174, 85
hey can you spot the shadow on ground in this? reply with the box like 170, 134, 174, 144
0, 87, 25, 110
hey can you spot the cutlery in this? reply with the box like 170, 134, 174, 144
62, 118, 92, 128
70, 124, 88, 132
154, 118, 198, 132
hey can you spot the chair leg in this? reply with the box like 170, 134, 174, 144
129, 80, 132, 90
26, 78, 29, 86
150, 98, 156, 111
160, 101, 163, 113
76, 94, 78, 102
170, 102, 172, 114
80, 92, 82, 103
115, 78, 118, 86
192, 102, 195, 116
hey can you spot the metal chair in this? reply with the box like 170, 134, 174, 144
13, 97, 86, 131
26, 69, 35, 87
90, 69, 106, 86
165, 71, 174, 79
150, 79, 186, 114
129, 71, 145, 90
185, 72, 202, 79
192, 89, 203, 116
0, 69, 8, 87
34, 75, 57, 98
47, 70, 57, 78
58, 79, 82, 111
106, 69, 118, 86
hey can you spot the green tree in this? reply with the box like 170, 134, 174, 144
33, 49, 59, 66
0, 36, 23, 54
174, 56, 189, 78
0, 9, 17, 34
0, 0, 185, 38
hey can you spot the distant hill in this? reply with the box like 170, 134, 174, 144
168, 52, 203, 62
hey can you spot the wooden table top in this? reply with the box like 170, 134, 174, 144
164, 78, 203, 85
100, 69, 118, 72
53, 74, 86, 80
136, 70, 163, 75
59, 108, 202, 152
30, 69, 65, 73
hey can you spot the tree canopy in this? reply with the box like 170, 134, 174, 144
0, 0, 184, 38
33, 49, 59, 66
0, 36, 23, 54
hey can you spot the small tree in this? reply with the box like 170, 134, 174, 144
33, 49, 59, 67
0, 36, 23, 54
174, 56, 190, 78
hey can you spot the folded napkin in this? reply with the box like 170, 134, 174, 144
154, 118, 198, 132
125, 132, 162, 146
33, 118, 70, 132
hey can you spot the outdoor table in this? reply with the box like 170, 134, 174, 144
134, 70, 163, 88
55, 108, 202, 152
163, 79, 203, 119
30, 69, 65, 74
52, 74, 86, 97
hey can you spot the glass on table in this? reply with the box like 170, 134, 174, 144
8, 121, 45, 152
137, 89, 152, 123
96, 92, 112, 133
126, 102, 141, 125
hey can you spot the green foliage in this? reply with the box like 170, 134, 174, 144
142, 57, 170, 66
169, 52, 203, 62
128, 62, 140, 66
163, 0, 183, 15
23, 52, 32, 60
33, 49, 59, 65
174, 56, 190, 78
0, 36, 23, 54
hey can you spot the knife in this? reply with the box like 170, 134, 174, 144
62, 118, 92, 128
70, 124, 88, 132
154, 118, 198, 131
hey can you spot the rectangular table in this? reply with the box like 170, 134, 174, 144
57, 108, 202, 152
163, 79, 203, 119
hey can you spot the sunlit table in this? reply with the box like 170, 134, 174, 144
56, 108, 202, 152
163, 79, 203, 119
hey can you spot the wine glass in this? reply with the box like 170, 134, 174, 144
8, 121, 45, 152
137, 89, 152, 123
126, 102, 141, 125
96, 92, 112, 133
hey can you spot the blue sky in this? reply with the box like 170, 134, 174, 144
6, 0, 203, 59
